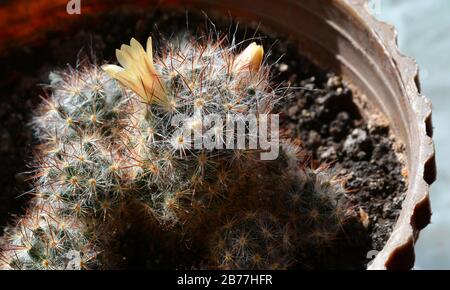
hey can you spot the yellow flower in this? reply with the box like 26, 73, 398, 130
102, 37, 168, 106
233, 42, 264, 73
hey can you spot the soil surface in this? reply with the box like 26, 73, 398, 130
275, 67, 406, 259
0, 9, 406, 269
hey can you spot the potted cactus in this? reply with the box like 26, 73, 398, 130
0, 0, 435, 270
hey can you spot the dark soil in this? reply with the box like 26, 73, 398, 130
0, 8, 406, 269
278, 72, 406, 248
271, 54, 407, 255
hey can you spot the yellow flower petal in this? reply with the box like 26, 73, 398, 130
120, 44, 136, 62
115, 70, 146, 98
234, 42, 264, 73
116, 49, 134, 70
130, 38, 145, 53
102, 37, 168, 107
146, 37, 154, 64
101, 64, 124, 76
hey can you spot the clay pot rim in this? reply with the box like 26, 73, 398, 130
344, 0, 436, 270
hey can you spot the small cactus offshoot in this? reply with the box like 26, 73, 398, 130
0, 34, 361, 270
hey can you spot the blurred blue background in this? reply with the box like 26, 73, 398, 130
376, 0, 450, 270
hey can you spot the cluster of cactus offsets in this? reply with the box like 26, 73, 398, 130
0, 34, 359, 270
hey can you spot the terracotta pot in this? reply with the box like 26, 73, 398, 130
0, 0, 436, 269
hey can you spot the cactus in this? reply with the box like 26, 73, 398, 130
33, 65, 133, 216
102, 36, 282, 229
207, 211, 293, 270
0, 203, 98, 270
0, 34, 360, 270
0, 65, 131, 269
35, 65, 130, 141
283, 166, 351, 250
